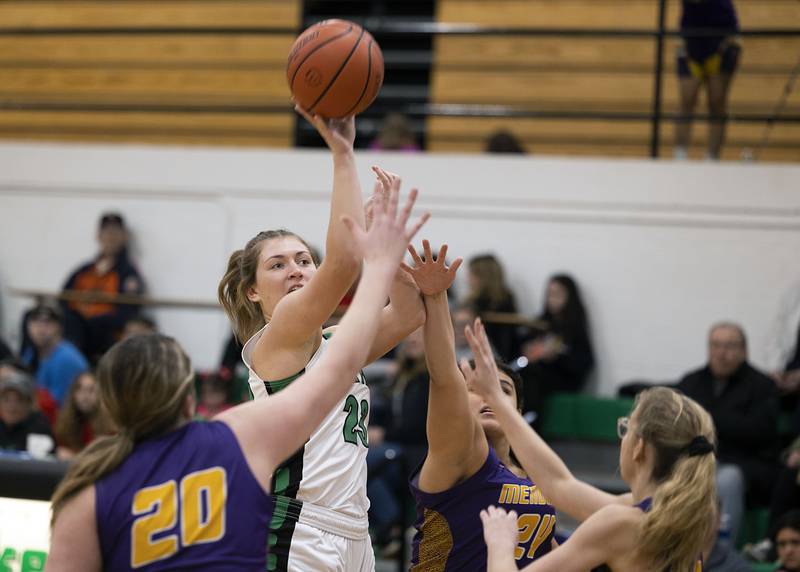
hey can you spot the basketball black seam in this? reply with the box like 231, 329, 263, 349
289, 24, 353, 89
308, 27, 366, 115
342, 38, 373, 117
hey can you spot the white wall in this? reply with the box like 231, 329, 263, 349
1, 141, 798, 395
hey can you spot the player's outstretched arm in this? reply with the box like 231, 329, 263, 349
262, 108, 364, 350
403, 241, 486, 490
363, 167, 428, 363
221, 185, 429, 491
481, 504, 631, 572
464, 320, 624, 522
45, 487, 101, 572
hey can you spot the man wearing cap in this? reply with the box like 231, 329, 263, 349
21, 303, 88, 406
0, 372, 55, 458
61, 212, 146, 362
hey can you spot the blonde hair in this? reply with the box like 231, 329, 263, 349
50, 334, 194, 526
467, 254, 511, 309
218, 229, 315, 342
632, 387, 717, 571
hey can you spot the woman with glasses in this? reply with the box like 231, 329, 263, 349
464, 320, 716, 571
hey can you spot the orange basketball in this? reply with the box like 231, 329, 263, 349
287, 19, 384, 118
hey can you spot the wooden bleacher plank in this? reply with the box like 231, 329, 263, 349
427, 139, 800, 162
0, 110, 293, 147
0, 68, 292, 105
434, 37, 800, 72
0, 1, 300, 30
0, 35, 297, 66
430, 70, 800, 110
437, 0, 799, 29
428, 116, 800, 144
436, 0, 659, 30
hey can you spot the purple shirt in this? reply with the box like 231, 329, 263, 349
410, 447, 556, 570
95, 421, 271, 571
680, 0, 739, 61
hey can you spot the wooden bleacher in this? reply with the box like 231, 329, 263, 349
0, 0, 299, 147
430, 0, 800, 161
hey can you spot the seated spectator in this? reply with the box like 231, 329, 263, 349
367, 327, 429, 555
53, 371, 113, 460
61, 212, 146, 363
121, 315, 157, 340
195, 373, 232, 419
769, 436, 800, 529
485, 129, 526, 154
703, 502, 752, 572
776, 319, 800, 434
0, 372, 54, 458
520, 273, 595, 411
678, 322, 780, 545
0, 336, 11, 363
20, 302, 89, 407
368, 112, 420, 152
465, 253, 520, 361
0, 359, 58, 426
776, 511, 800, 572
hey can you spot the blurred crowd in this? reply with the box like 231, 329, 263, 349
2, 202, 799, 569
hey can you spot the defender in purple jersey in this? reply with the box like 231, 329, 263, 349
44, 182, 429, 572
467, 320, 715, 572
400, 241, 556, 571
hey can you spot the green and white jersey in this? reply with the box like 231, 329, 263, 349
241, 324, 370, 564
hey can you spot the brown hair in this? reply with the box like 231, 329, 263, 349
632, 387, 717, 571
53, 372, 114, 453
218, 229, 316, 342
467, 254, 512, 310
50, 334, 194, 526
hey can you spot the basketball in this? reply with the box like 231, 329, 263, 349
287, 19, 384, 118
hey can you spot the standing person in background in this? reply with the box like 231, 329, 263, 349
62, 212, 146, 363
21, 302, 88, 407
465, 254, 520, 362
54, 371, 113, 460
674, 0, 740, 160
519, 274, 594, 424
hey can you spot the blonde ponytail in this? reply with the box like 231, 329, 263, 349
50, 334, 194, 527
632, 387, 717, 571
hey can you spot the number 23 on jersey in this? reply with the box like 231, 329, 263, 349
130, 467, 227, 568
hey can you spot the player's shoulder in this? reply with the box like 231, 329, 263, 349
583, 504, 643, 547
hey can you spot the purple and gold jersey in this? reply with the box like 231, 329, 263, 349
410, 447, 556, 571
680, 0, 739, 62
95, 421, 272, 571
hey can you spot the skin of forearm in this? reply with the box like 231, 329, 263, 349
326, 152, 364, 266
422, 292, 458, 381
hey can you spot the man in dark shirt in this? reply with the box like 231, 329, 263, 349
0, 372, 55, 457
678, 321, 779, 545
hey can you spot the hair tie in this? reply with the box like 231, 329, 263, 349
685, 436, 714, 457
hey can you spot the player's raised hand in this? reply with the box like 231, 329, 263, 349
480, 505, 520, 558
341, 183, 430, 269
401, 240, 463, 296
460, 318, 503, 402
293, 102, 355, 155
365, 166, 400, 230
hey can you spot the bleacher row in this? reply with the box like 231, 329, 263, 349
1, 0, 798, 160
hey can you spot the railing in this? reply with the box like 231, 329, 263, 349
0, 2, 798, 154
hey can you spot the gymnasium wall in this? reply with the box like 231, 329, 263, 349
0, 141, 798, 395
